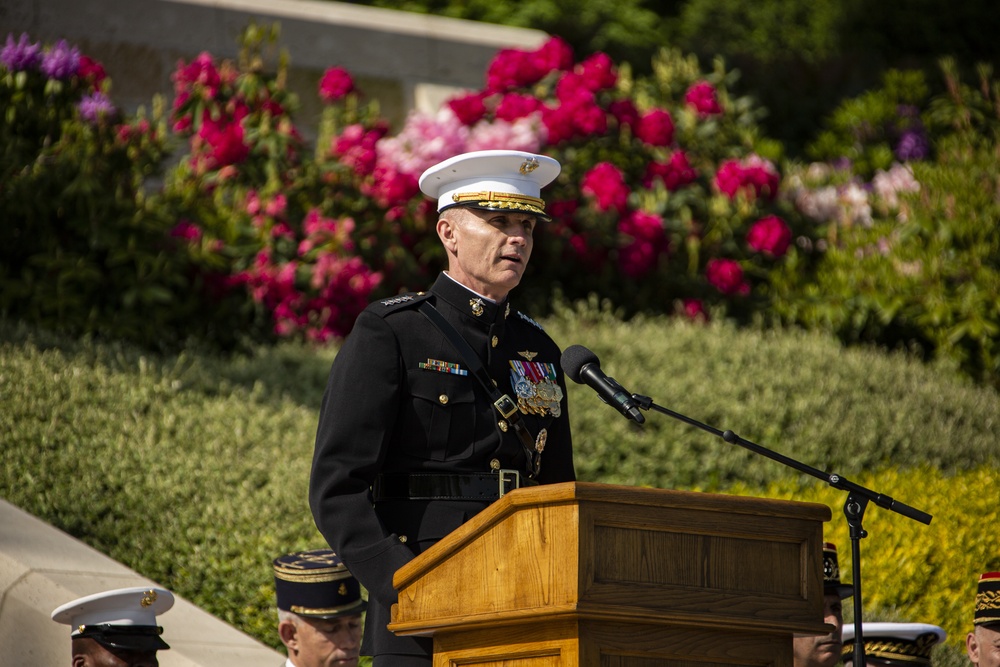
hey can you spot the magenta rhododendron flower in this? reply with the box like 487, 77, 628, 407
705, 258, 750, 295
486, 47, 543, 93
581, 162, 629, 213
331, 122, 387, 176
363, 165, 419, 208
534, 36, 574, 74
643, 151, 697, 191
576, 52, 616, 92
636, 108, 674, 147
172, 52, 221, 99
495, 93, 541, 121
714, 155, 780, 202
318, 66, 354, 103
684, 81, 722, 116
197, 110, 249, 168
746, 215, 792, 257
608, 99, 639, 130
170, 220, 203, 242
77, 55, 106, 88
447, 92, 488, 126
682, 299, 708, 322
617, 209, 668, 278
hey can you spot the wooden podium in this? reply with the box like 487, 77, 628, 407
390, 481, 832, 667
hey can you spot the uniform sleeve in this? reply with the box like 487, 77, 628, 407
309, 310, 415, 607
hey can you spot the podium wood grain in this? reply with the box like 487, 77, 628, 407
390, 482, 831, 666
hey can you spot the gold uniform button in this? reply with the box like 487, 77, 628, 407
438, 394, 449, 405
399, 535, 408, 543
498, 420, 509, 432
490, 458, 501, 470
491, 336, 499, 348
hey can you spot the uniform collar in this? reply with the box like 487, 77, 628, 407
432, 273, 510, 325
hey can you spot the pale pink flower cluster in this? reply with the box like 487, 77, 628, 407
375, 108, 470, 177
790, 162, 920, 229
466, 114, 544, 153
375, 107, 545, 176
872, 163, 920, 213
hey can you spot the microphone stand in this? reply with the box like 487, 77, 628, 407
629, 393, 932, 667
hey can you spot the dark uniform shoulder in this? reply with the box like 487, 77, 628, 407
511, 308, 546, 332
365, 291, 430, 319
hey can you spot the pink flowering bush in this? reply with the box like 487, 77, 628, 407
443, 40, 815, 320
0, 32, 203, 347
2, 25, 821, 348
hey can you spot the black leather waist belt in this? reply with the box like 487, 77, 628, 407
372, 471, 538, 501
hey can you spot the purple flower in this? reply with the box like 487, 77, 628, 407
1, 33, 42, 71
77, 91, 116, 124
40, 39, 80, 80
895, 128, 929, 161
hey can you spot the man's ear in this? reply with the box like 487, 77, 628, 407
968, 630, 981, 664
72, 653, 87, 667
279, 618, 300, 652
437, 214, 458, 253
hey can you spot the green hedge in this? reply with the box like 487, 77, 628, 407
2, 307, 998, 658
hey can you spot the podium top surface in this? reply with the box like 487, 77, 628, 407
394, 481, 831, 589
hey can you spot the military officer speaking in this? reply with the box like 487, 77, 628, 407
309, 149, 577, 666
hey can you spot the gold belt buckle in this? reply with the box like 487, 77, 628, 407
497, 469, 520, 497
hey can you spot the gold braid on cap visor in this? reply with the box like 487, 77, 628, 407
451, 191, 547, 217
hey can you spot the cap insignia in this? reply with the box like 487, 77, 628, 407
518, 350, 537, 361
470, 298, 484, 317
338, 583, 347, 595
140, 590, 157, 608
519, 157, 540, 175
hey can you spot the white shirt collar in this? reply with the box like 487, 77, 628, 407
442, 271, 498, 303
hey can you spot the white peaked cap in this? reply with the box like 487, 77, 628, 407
52, 586, 175, 635
418, 149, 561, 219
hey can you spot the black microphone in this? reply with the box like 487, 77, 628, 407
560, 345, 645, 424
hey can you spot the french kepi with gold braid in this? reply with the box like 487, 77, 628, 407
975, 571, 1000, 627
418, 149, 561, 221
273, 548, 367, 619
841, 622, 946, 666
823, 541, 854, 599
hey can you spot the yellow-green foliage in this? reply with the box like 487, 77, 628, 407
725, 466, 999, 663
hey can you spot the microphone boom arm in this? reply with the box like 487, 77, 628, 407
629, 392, 931, 667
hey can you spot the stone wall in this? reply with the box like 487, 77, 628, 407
0, 0, 548, 137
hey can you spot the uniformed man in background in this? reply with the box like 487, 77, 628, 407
842, 622, 946, 666
967, 572, 1000, 667
51, 586, 174, 667
273, 548, 366, 667
793, 542, 855, 667
309, 149, 576, 666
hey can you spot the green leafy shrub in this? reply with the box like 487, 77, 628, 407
4, 313, 998, 654
0, 34, 209, 347
806, 68, 931, 179
769, 60, 1000, 388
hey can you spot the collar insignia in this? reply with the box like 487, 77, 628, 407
470, 298, 484, 317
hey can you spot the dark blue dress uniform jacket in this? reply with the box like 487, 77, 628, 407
308, 273, 576, 660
